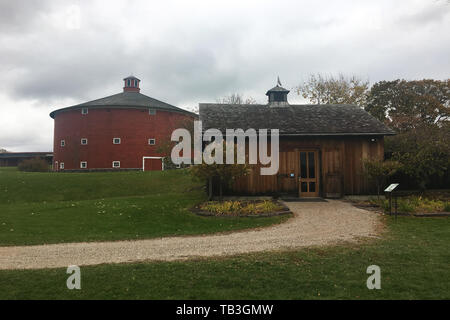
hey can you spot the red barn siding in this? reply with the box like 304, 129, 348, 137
53, 108, 194, 170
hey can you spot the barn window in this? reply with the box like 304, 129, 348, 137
60, 140, 65, 147
112, 161, 120, 168
81, 108, 88, 115
149, 109, 156, 115
113, 138, 121, 144
127, 79, 131, 86
148, 138, 156, 145
80, 161, 87, 169
60, 162, 64, 169
81, 138, 88, 145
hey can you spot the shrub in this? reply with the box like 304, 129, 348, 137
18, 157, 50, 172
240, 202, 257, 215
199, 200, 284, 216
368, 197, 390, 212
362, 159, 402, 198
240, 201, 283, 215
375, 196, 448, 214
255, 200, 282, 212
200, 201, 242, 215
380, 199, 391, 212
415, 197, 445, 212
397, 200, 415, 213
444, 202, 450, 212
189, 142, 250, 200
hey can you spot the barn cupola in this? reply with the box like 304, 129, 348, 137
123, 75, 141, 93
266, 77, 289, 107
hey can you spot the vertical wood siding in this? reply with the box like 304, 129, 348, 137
232, 136, 384, 196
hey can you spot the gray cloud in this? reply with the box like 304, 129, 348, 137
0, 0, 53, 32
0, 0, 449, 151
398, 0, 450, 26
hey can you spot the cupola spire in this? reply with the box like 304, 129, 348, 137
277, 76, 282, 87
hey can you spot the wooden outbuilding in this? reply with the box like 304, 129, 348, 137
199, 81, 395, 197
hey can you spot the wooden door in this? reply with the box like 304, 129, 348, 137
298, 150, 319, 197
144, 158, 163, 171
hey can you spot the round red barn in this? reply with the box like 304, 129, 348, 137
50, 76, 197, 171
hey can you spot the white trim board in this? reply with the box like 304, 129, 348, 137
142, 156, 164, 171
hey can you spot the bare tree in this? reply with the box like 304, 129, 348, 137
297, 73, 369, 107
217, 93, 257, 104
186, 105, 199, 114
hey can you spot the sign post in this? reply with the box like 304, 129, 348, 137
384, 183, 399, 219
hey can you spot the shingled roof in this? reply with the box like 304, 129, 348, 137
50, 91, 196, 118
266, 84, 290, 94
199, 104, 395, 136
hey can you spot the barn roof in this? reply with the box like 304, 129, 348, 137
50, 91, 197, 118
199, 103, 395, 136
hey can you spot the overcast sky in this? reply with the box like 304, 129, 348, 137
0, 0, 449, 151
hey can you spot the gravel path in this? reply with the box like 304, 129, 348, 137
0, 200, 381, 270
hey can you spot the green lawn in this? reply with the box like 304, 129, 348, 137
1, 215, 449, 299
1, 167, 448, 299
0, 168, 287, 245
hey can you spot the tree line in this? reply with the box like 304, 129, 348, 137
298, 74, 449, 190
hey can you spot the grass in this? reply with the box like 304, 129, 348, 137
0, 215, 449, 299
0, 167, 195, 204
1, 167, 448, 299
0, 168, 287, 246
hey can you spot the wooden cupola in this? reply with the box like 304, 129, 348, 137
266, 77, 289, 107
123, 75, 141, 92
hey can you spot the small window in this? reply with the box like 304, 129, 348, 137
127, 79, 131, 86
149, 109, 156, 115
60, 162, 64, 169
81, 108, 88, 115
81, 138, 88, 145
112, 161, 120, 168
176, 164, 181, 169
134, 80, 137, 87
148, 138, 156, 145
60, 140, 65, 147
80, 161, 87, 169
113, 138, 121, 144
